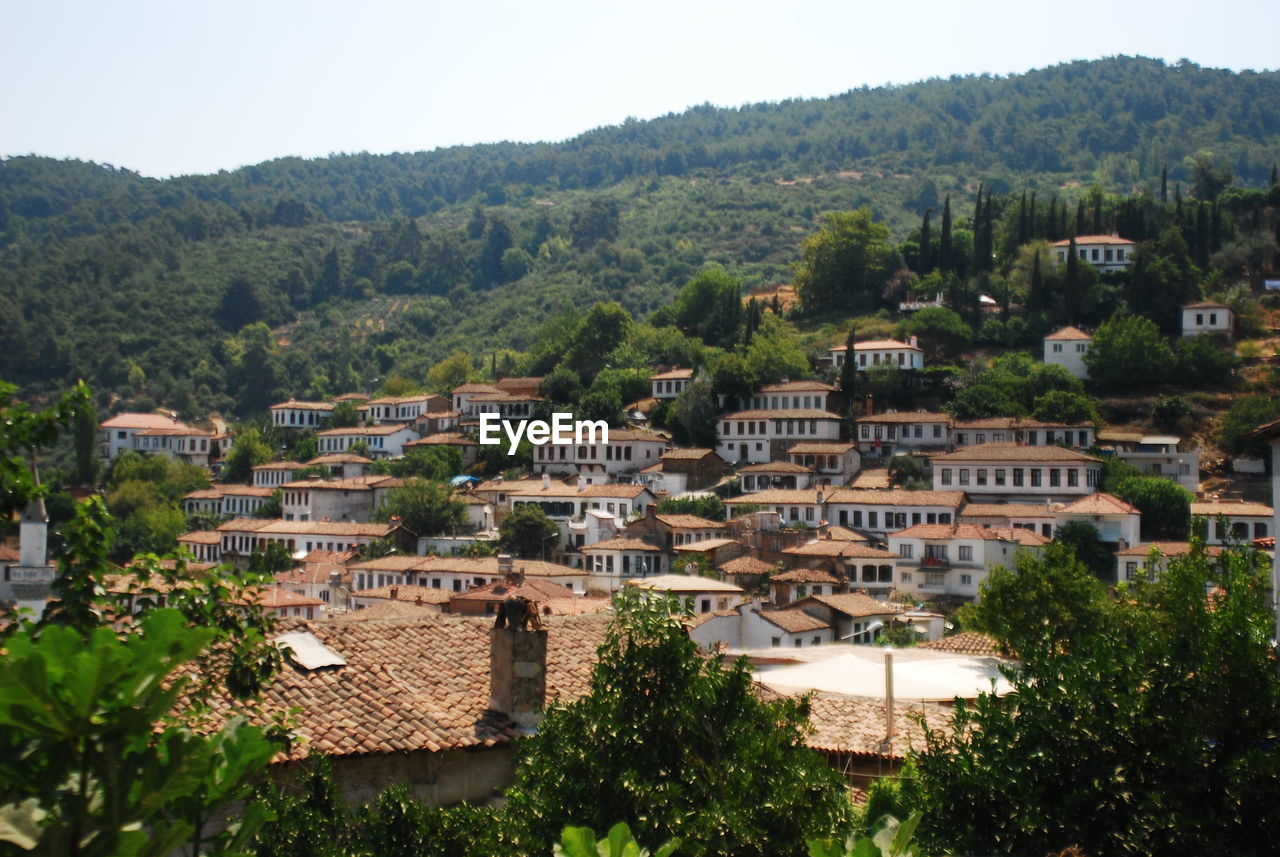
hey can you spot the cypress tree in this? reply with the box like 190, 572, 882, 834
1194, 202, 1209, 268
1271, 162, 1278, 187
973, 183, 985, 231
839, 323, 858, 415
983, 190, 995, 272
940, 196, 953, 274
1046, 198, 1057, 240
1018, 191, 1028, 245
1092, 193, 1103, 234
1075, 200, 1086, 236
1211, 202, 1222, 253
1161, 164, 1168, 202
1065, 236, 1080, 321
1029, 248, 1045, 314
920, 209, 933, 273
1029, 192, 1038, 240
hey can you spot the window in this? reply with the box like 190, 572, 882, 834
941, 468, 952, 485
771, 637, 781, 647
700, 599, 711, 613
1076, 343, 1087, 353
958, 545, 973, 561
852, 511, 863, 527
860, 425, 871, 439
957, 433, 968, 445
794, 638, 803, 647
976, 433, 986, 444
914, 425, 923, 438
994, 468, 1006, 486
1068, 469, 1079, 487
1125, 561, 1138, 580
933, 425, 943, 438
899, 544, 913, 558
812, 636, 822, 645
1210, 313, 1218, 325
958, 469, 970, 485
901, 571, 913, 583
1030, 469, 1042, 487
868, 511, 878, 529
960, 573, 973, 586
1196, 313, 1204, 326
1116, 249, 1125, 261
976, 469, 988, 486
1049, 468, 1061, 487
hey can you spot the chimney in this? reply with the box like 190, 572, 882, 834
909, 335, 918, 349
327, 570, 343, 610
489, 626, 548, 729
498, 553, 514, 576
541, 473, 550, 490
577, 474, 587, 492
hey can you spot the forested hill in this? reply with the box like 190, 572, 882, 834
3, 56, 1279, 415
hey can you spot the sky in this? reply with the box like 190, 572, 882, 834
3, 0, 1278, 179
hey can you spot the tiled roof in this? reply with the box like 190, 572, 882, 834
759, 610, 830, 633
1182, 300, 1231, 309
824, 526, 869, 542
804, 695, 953, 759
332, 601, 439, 621
452, 383, 501, 394
253, 461, 300, 471
404, 433, 478, 447
307, 453, 374, 465
825, 489, 967, 508
757, 380, 835, 392
655, 514, 722, 529
101, 413, 185, 430
850, 471, 891, 489
1191, 500, 1274, 517
270, 400, 335, 411
1117, 542, 1225, 558
673, 538, 739, 552
317, 424, 416, 437
281, 475, 399, 491
958, 503, 1055, 519
177, 530, 221, 545
738, 461, 812, 474
449, 578, 578, 603
509, 483, 649, 500
930, 443, 1099, 463
217, 520, 396, 538
856, 412, 950, 424
788, 441, 857, 454
582, 537, 664, 553
920, 632, 1005, 657
0, 545, 20, 562
650, 368, 694, 380
802, 593, 901, 618
720, 409, 842, 420
725, 489, 823, 506
718, 556, 776, 576
889, 523, 1025, 541
1044, 326, 1092, 341
351, 585, 454, 604
770, 567, 842, 584
660, 447, 718, 460
627, 574, 744, 593
1051, 234, 1135, 246
783, 540, 896, 559
1059, 493, 1140, 515
347, 556, 584, 579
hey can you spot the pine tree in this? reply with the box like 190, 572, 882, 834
1092, 192, 1103, 234
1029, 191, 1038, 240
1161, 164, 1169, 202
1065, 236, 1080, 321
1075, 200, 1086, 236
1018, 191, 1028, 245
940, 196, 953, 274
919, 209, 933, 273
1028, 248, 1045, 314
839, 323, 858, 416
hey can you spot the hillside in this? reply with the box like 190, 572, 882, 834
2, 55, 1279, 415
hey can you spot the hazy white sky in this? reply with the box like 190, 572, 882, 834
3, 0, 1277, 178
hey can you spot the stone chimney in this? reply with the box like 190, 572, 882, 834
577, 474, 587, 492
489, 627, 548, 729
909, 335, 918, 349
541, 473, 551, 490
327, 570, 344, 610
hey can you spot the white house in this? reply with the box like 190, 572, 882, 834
823, 488, 967, 536
269, 399, 335, 430
650, 368, 694, 400
958, 502, 1058, 538
931, 443, 1102, 502
887, 523, 1047, 603
177, 530, 222, 564
725, 488, 828, 528
315, 424, 419, 459
690, 600, 834, 651
217, 519, 410, 561
1052, 234, 1135, 273
1043, 326, 1092, 380
346, 554, 589, 596
1181, 302, 1234, 338
253, 461, 299, 488
748, 380, 836, 412
581, 537, 669, 584
280, 474, 401, 523
360, 394, 447, 424
768, 567, 843, 605
787, 593, 902, 644
854, 412, 951, 459
1191, 500, 1273, 545
1096, 432, 1200, 494
1116, 542, 1224, 583
716, 409, 842, 464
532, 428, 667, 479
951, 418, 1095, 450
1054, 493, 1142, 549
829, 338, 924, 371
99, 413, 213, 465
788, 441, 860, 486
738, 461, 813, 493
627, 574, 746, 614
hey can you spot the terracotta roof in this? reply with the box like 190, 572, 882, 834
138, 426, 212, 437
958, 503, 1055, 519
581, 537, 664, 553
824, 489, 967, 508
739, 461, 813, 474
851, 471, 891, 489
281, 475, 399, 491
317, 424, 416, 437
655, 514, 722, 529
1002, 528, 1052, 547
919, 632, 1005, 657
930, 443, 1099, 463
270, 400, 335, 411
1191, 500, 1274, 517
650, 368, 694, 380
627, 574, 744, 593
720, 409, 842, 420
217, 520, 397, 538
770, 567, 842, 584
1059, 493, 1140, 516
177, 530, 221, 545
101, 413, 185, 430
450, 578, 578, 603
0, 545, 19, 563
1182, 300, 1231, 309
332, 601, 439, 621
673, 538, 739, 552
253, 461, 300, 471
783, 540, 896, 559
347, 555, 584, 579
718, 556, 777, 576
1044, 326, 1092, 341
660, 447, 718, 461
1117, 542, 1225, 558
759, 610, 831, 633
856, 412, 950, 424
1051, 234, 1135, 246
788, 442, 858, 454
248, 587, 326, 609
468, 392, 543, 403
307, 453, 374, 465
725, 489, 823, 506
803, 695, 952, 760
800, 593, 902, 618
509, 483, 649, 500
351, 585, 461, 604
757, 380, 835, 392
824, 526, 869, 542
952, 418, 1094, 431
362, 394, 435, 406
452, 383, 501, 394
404, 433, 478, 447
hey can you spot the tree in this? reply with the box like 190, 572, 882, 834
656, 495, 726, 521
673, 267, 742, 348
744, 313, 809, 384
497, 504, 560, 559
896, 306, 970, 363
1113, 475, 1193, 540
887, 455, 928, 490
427, 349, 477, 393
794, 208, 900, 313
248, 539, 295, 575
1174, 334, 1240, 388
389, 445, 463, 481
1084, 312, 1175, 389
1185, 150, 1234, 200
1030, 390, 1100, 426
916, 541, 1280, 857
565, 302, 633, 382
328, 400, 360, 428
1217, 395, 1280, 458
497, 590, 852, 857
669, 372, 719, 449
374, 478, 464, 537
0, 380, 90, 515
1151, 394, 1193, 434
1054, 520, 1117, 581
222, 428, 274, 484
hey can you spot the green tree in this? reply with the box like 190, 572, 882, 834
1174, 334, 1240, 388
673, 267, 743, 349
1084, 312, 1175, 389
656, 495, 726, 521
896, 306, 970, 363
565, 302, 633, 382
669, 372, 719, 449
1150, 394, 1193, 434
539, 367, 585, 406
497, 503, 560, 559
744, 313, 809, 384
427, 349, 477, 393
498, 589, 852, 857
1114, 475, 1193, 540
794, 208, 900, 313
374, 478, 464, 537
222, 428, 274, 484
1054, 520, 1117, 581
1217, 395, 1280, 458
887, 455, 928, 490
0, 380, 90, 515
247, 539, 295, 576
916, 541, 1280, 857
1030, 389, 1100, 425
389, 445, 463, 481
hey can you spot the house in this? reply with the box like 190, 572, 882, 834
747, 380, 836, 412
305, 453, 374, 480
689, 600, 834, 650
1181, 301, 1233, 338
1116, 542, 1224, 583
626, 574, 746, 614
1044, 326, 1092, 380
957, 502, 1058, 538
1055, 493, 1141, 549
360, 394, 447, 424
217, 519, 414, 562
99, 413, 204, 461
412, 411, 461, 437
460, 391, 541, 423
725, 488, 827, 528
716, 409, 843, 464
717, 555, 777, 591
1245, 417, 1280, 640
931, 443, 1102, 502
182, 484, 277, 518
950, 418, 1096, 450
650, 368, 695, 400
1052, 234, 1134, 272
348, 584, 452, 613
448, 576, 584, 617
531, 428, 667, 479
347, 554, 589, 595
1191, 500, 1273, 545
788, 441, 860, 485
649, 447, 726, 492
402, 433, 478, 468
177, 531, 222, 564
248, 586, 326, 620
279, 474, 401, 523
252, 461, 299, 488
315, 424, 419, 459
273, 550, 355, 611
769, 568, 843, 605
781, 539, 896, 584
887, 524, 1047, 603
738, 461, 813, 493
1096, 431, 1199, 493
672, 538, 743, 571
581, 537, 669, 582
451, 383, 503, 414
828, 338, 924, 371
508, 478, 657, 555
788, 593, 902, 643
854, 412, 950, 459
133, 425, 216, 467
823, 488, 967, 535
269, 399, 335, 430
